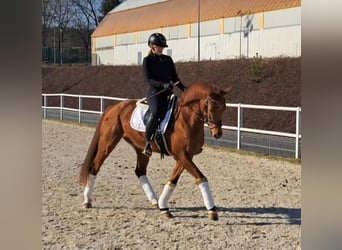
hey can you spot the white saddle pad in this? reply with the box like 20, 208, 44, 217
130, 106, 148, 132
130, 107, 173, 134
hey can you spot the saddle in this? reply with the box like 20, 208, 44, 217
130, 95, 178, 158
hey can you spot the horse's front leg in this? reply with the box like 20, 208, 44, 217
138, 175, 158, 208
195, 177, 218, 221
164, 154, 218, 221
158, 161, 184, 219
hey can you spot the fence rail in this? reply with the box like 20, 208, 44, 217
42, 93, 301, 159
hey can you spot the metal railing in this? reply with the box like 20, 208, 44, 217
42, 93, 301, 159
224, 103, 301, 158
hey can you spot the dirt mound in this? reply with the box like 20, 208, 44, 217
42, 57, 300, 132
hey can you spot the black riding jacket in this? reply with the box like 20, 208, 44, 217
142, 53, 186, 120
143, 53, 186, 96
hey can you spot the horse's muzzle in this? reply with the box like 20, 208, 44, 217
208, 120, 223, 139
209, 127, 223, 139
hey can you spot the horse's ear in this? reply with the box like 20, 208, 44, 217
221, 87, 232, 96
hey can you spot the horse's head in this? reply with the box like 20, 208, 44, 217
203, 87, 231, 139
180, 83, 231, 139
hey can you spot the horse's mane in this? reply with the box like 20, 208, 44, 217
180, 82, 220, 105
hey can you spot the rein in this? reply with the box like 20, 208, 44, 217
146, 81, 180, 100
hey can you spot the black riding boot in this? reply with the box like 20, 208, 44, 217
143, 114, 158, 157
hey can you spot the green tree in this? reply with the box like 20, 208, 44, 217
99, 0, 121, 21
249, 53, 265, 83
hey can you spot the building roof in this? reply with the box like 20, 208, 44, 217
109, 0, 167, 13
92, 0, 301, 38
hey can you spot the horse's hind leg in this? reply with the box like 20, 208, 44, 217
134, 148, 158, 208
83, 174, 96, 208
83, 124, 123, 208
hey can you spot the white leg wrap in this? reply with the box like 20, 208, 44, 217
158, 182, 175, 210
198, 181, 215, 210
83, 174, 96, 204
139, 175, 158, 205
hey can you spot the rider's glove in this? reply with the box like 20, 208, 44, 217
161, 83, 172, 90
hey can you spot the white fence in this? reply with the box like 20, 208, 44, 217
42, 93, 301, 159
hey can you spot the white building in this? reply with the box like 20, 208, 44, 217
91, 0, 301, 66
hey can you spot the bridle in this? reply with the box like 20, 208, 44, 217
204, 96, 223, 130
183, 96, 223, 129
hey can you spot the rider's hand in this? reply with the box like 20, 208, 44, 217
161, 83, 172, 89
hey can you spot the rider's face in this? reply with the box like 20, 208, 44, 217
151, 45, 164, 55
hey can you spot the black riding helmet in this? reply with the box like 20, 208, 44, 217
148, 33, 168, 48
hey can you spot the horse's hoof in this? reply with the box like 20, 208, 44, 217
208, 211, 218, 221
83, 202, 92, 209
160, 211, 174, 220
152, 202, 159, 209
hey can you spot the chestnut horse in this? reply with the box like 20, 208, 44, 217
79, 82, 231, 220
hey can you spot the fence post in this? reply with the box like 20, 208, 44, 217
43, 95, 47, 118
237, 103, 243, 150
60, 95, 64, 120
100, 97, 104, 114
295, 107, 301, 159
79, 96, 82, 123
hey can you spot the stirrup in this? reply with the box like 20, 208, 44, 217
142, 142, 152, 157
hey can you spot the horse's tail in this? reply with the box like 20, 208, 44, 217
79, 116, 103, 187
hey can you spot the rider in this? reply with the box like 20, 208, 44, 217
142, 32, 187, 157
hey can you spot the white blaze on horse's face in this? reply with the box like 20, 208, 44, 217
207, 95, 226, 139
